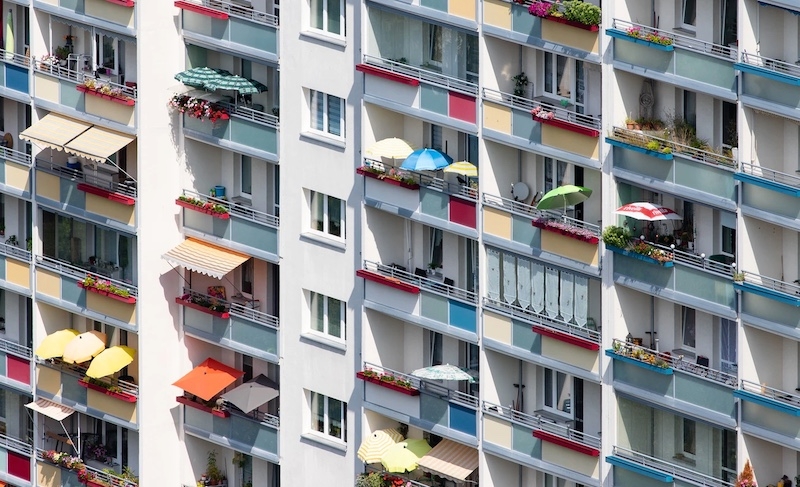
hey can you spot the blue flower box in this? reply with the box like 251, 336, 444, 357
605, 350, 673, 375
606, 29, 675, 51
605, 244, 674, 267
606, 137, 673, 160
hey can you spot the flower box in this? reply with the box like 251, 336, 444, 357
532, 325, 600, 351
356, 64, 420, 87
175, 199, 230, 219
78, 282, 137, 304
356, 371, 420, 396
605, 244, 674, 267
79, 380, 138, 403
532, 114, 600, 137
176, 395, 231, 417
605, 350, 673, 375
77, 183, 136, 206
532, 430, 600, 456
356, 167, 420, 190
606, 29, 675, 51
175, 296, 230, 319
356, 269, 420, 294
77, 85, 135, 106
541, 15, 599, 31
606, 137, 674, 160
174, 0, 228, 19
532, 219, 599, 245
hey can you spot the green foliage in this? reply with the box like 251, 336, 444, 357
601, 225, 630, 249
206, 451, 224, 483
645, 140, 660, 151
355, 473, 384, 487
511, 72, 529, 97
563, 1, 601, 26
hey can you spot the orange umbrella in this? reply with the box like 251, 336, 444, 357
173, 358, 244, 401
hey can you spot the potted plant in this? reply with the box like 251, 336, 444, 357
202, 451, 226, 487
625, 115, 636, 130
511, 72, 529, 98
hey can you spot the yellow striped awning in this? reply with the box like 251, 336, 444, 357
162, 238, 250, 279
19, 113, 92, 151
417, 439, 478, 482
64, 126, 135, 163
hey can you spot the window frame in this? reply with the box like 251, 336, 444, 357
309, 291, 345, 340
680, 0, 697, 30
543, 368, 573, 419
310, 392, 347, 442
310, 0, 345, 37
542, 53, 585, 113
309, 90, 345, 138
310, 191, 345, 239
681, 307, 696, 350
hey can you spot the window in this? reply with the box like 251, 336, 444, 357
681, 0, 697, 28
425, 24, 443, 68
95, 35, 122, 75
241, 258, 254, 296
242, 355, 254, 383
544, 474, 566, 487
239, 156, 252, 198
273, 165, 280, 218
720, 211, 736, 256
430, 124, 443, 151
425, 330, 443, 366
428, 227, 443, 270
310, 191, 344, 238
310, 0, 344, 36
681, 307, 695, 349
682, 418, 696, 456
682, 90, 697, 128
310, 392, 346, 441
544, 369, 572, 417
544, 158, 570, 194
544, 53, 585, 113
310, 90, 344, 137
310, 291, 345, 340
720, 319, 737, 375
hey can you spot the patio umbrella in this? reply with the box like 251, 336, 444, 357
204, 75, 268, 94
365, 137, 416, 161
443, 161, 478, 177
615, 202, 682, 221
411, 364, 475, 383
357, 428, 405, 464
221, 374, 279, 413
173, 358, 244, 402
400, 148, 453, 172
174, 67, 232, 88
62, 331, 106, 364
85, 345, 136, 379
380, 439, 432, 473
35, 329, 80, 359
536, 185, 593, 212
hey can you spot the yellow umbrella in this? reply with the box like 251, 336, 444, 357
35, 329, 80, 359
357, 428, 404, 464
380, 438, 431, 473
62, 331, 106, 364
443, 161, 478, 177
85, 346, 136, 379
365, 137, 416, 161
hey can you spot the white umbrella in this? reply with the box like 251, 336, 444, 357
411, 364, 475, 382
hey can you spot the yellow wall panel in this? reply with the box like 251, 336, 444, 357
542, 125, 599, 159
449, 0, 475, 20
85, 193, 135, 226
87, 389, 137, 424
86, 292, 136, 324
6, 260, 30, 289
34, 74, 60, 103
483, 101, 512, 134
4, 162, 30, 193
37, 461, 62, 487
36, 365, 62, 396
483, 206, 512, 240
541, 336, 599, 373
35, 170, 60, 202
540, 230, 599, 266
542, 442, 599, 478
85, 96, 135, 126
541, 21, 599, 54
484, 311, 512, 345
85, 0, 135, 28
483, 415, 513, 449
483, 0, 511, 29
36, 269, 62, 298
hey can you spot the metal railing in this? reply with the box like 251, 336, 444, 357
36, 449, 137, 486
741, 51, 800, 79
736, 269, 800, 296
610, 127, 736, 169
741, 379, 800, 407
0, 336, 32, 360
482, 87, 602, 131
36, 159, 137, 199
0, 145, 32, 167
361, 159, 479, 202
362, 361, 421, 389
190, 0, 279, 27
482, 193, 600, 235
0, 432, 32, 456
36, 255, 138, 296
230, 303, 280, 329
0, 48, 31, 69
363, 260, 478, 304
612, 19, 738, 60
219, 101, 279, 129
33, 58, 137, 99
482, 400, 601, 449
639, 239, 735, 278
483, 296, 601, 344
362, 361, 479, 409
362, 55, 479, 96
42, 358, 139, 398
613, 446, 734, 487
740, 162, 800, 190
182, 189, 279, 228
0, 239, 31, 262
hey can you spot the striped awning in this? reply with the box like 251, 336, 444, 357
25, 398, 75, 421
19, 113, 92, 151
417, 440, 478, 482
162, 238, 250, 279
64, 126, 135, 163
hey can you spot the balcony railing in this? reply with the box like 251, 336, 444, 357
0, 432, 32, 456
639, 239, 735, 278
740, 379, 800, 408
0, 336, 32, 360
183, 0, 279, 26
611, 19, 737, 60
37, 159, 137, 199
483, 296, 601, 344
740, 162, 800, 190
482, 87, 602, 132
363, 260, 477, 304
363, 361, 421, 389
33, 59, 137, 100
741, 51, 800, 79
609, 127, 736, 169
612, 446, 733, 487
362, 159, 478, 202
0, 48, 31, 70
483, 193, 601, 236
0, 239, 31, 262
362, 55, 479, 96
482, 400, 601, 449
43, 358, 139, 398
181, 287, 279, 329
36, 255, 138, 296
182, 189, 279, 228
220, 102, 279, 129
0, 145, 32, 167
363, 362, 479, 408
36, 449, 138, 487
736, 269, 800, 296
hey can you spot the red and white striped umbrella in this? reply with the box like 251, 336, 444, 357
615, 202, 682, 221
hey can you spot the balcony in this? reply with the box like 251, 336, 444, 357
176, 0, 279, 64
182, 104, 279, 163
737, 163, 800, 229
0, 49, 31, 102
0, 240, 32, 295
359, 362, 478, 444
482, 402, 599, 485
735, 271, 800, 339
358, 161, 478, 235
482, 194, 600, 274
357, 56, 478, 132
34, 0, 136, 33
0, 146, 32, 200
394, 0, 477, 25
181, 398, 279, 463
736, 380, 800, 449
608, 20, 737, 100
36, 449, 137, 487
0, 434, 32, 487
179, 288, 279, 364
607, 446, 733, 487
482, 0, 600, 61
736, 52, 800, 120
608, 127, 737, 210
36, 361, 138, 429
177, 190, 279, 262
0, 337, 33, 394
358, 260, 478, 341
35, 256, 137, 331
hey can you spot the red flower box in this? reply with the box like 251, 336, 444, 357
176, 396, 230, 417
532, 113, 600, 138
79, 380, 138, 403
76, 85, 135, 106
532, 219, 600, 244
175, 199, 230, 219
532, 325, 600, 351
356, 372, 420, 396
77, 183, 136, 206
87, 480, 107, 487
356, 269, 420, 294
77, 282, 137, 304
533, 430, 600, 456
356, 167, 420, 190
542, 15, 599, 32
104, 0, 135, 6
356, 64, 420, 87
175, 296, 230, 319
174, 0, 228, 19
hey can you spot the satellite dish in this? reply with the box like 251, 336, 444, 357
511, 182, 530, 202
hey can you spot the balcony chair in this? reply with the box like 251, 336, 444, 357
443, 277, 454, 287
414, 268, 427, 278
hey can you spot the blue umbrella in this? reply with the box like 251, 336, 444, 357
400, 149, 453, 171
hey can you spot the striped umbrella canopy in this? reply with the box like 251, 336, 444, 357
380, 439, 432, 473
365, 137, 416, 161
615, 202, 682, 221
174, 67, 233, 88
357, 428, 405, 464
443, 161, 478, 177
204, 75, 268, 94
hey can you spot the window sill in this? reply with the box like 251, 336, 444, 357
301, 432, 347, 452
300, 130, 346, 150
301, 331, 347, 353
300, 231, 346, 251
300, 29, 347, 48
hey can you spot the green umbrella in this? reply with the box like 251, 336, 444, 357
204, 75, 268, 94
536, 185, 593, 212
174, 67, 232, 88
411, 364, 475, 382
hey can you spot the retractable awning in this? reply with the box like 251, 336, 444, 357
173, 358, 244, 402
19, 113, 92, 151
417, 439, 479, 482
162, 238, 250, 279
25, 398, 75, 421
64, 126, 136, 163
